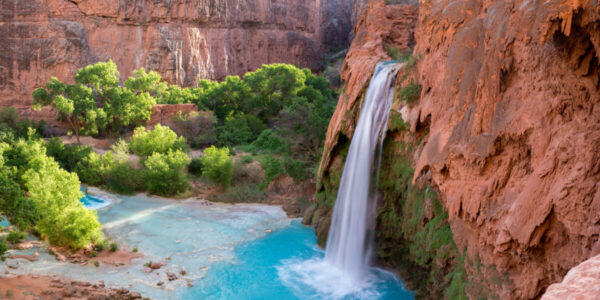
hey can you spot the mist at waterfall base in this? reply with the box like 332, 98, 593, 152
277, 62, 414, 299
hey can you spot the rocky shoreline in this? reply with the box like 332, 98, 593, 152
0, 275, 146, 300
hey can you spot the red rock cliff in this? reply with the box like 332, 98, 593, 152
318, 0, 600, 298
0, 0, 361, 112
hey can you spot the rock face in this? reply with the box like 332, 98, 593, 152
0, 0, 359, 114
314, 0, 600, 298
147, 104, 198, 128
542, 254, 600, 300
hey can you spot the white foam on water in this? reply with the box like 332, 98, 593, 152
277, 62, 402, 299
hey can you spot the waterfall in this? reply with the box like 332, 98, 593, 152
277, 62, 405, 299
325, 62, 400, 281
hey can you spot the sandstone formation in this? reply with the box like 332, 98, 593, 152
319, 0, 418, 178
542, 254, 600, 300
147, 104, 198, 128
315, 0, 600, 298
0, 0, 360, 117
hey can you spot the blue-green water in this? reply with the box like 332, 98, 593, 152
79, 187, 114, 210
182, 220, 413, 299
2, 191, 413, 300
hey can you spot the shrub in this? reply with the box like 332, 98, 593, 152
23, 150, 103, 249
74, 151, 114, 186
258, 155, 284, 189
209, 183, 266, 203
106, 162, 144, 195
130, 125, 188, 157
0, 107, 18, 126
144, 150, 190, 196
45, 138, 93, 171
110, 242, 118, 252
384, 44, 400, 60
132, 246, 138, 253
0, 238, 8, 257
95, 241, 105, 252
249, 129, 289, 154
283, 157, 308, 182
215, 114, 260, 146
233, 159, 264, 185
240, 155, 253, 164
188, 158, 204, 176
201, 146, 234, 189
399, 82, 422, 104
171, 111, 217, 149
6, 231, 26, 244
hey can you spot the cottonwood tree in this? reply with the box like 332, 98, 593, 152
33, 61, 157, 139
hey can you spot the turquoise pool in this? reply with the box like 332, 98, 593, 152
79, 187, 114, 210
1, 191, 413, 300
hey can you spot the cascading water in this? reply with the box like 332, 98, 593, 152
325, 62, 401, 281
277, 62, 412, 299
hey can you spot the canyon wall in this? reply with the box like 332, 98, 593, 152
0, 0, 360, 118
310, 0, 600, 298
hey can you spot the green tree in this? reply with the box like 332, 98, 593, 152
129, 125, 188, 157
33, 61, 158, 138
244, 64, 306, 121
144, 150, 190, 196
201, 146, 233, 190
33, 78, 98, 143
22, 141, 102, 249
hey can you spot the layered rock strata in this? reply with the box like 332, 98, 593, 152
0, 0, 359, 115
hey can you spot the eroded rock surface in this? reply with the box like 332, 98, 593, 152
0, 0, 359, 116
316, 0, 600, 298
543, 254, 600, 300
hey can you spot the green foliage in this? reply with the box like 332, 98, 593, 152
242, 129, 289, 155
94, 241, 105, 252
105, 160, 144, 195
144, 150, 190, 196
45, 138, 94, 171
0, 108, 18, 126
384, 44, 400, 60
158, 85, 198, 105
0, 238, 7, 257
399, 82, 422, 104
33, 61, 157, 139
239, 155, 253, 164
17, 139, 103, 249
6, 231, 26, 244
283, 157, 308, 182
130, 125, 188, 157
188, 158, 204, 176
195, 64, 337, 164
74, 151, 114, 186
132, 246, 138, 253
209, 183, 266, 203
110, 242, 118, 252
258, 155, 285, 189
171, 111, 217, 149
388, 111, 409, 132
201, 146, 234, 189
216, 113, 266, 147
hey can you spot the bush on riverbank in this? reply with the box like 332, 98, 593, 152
130, 125, 188, 157
201, 146, 233, 190
0, 135, 103, 250
144, 150, 190, 196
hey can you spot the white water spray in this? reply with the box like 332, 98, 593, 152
277, 62, 403, 299
325, 62, 400, 281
